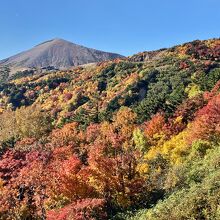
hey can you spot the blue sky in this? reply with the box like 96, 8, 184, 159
0, 0, 219, 59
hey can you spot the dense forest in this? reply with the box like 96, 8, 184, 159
0, 38, 220, 219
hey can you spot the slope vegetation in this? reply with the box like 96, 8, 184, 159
0, 38, 219, 219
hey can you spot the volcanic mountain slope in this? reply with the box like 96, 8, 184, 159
0, 38, 123, 70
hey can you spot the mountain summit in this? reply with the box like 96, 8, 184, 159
0, 38, 123, 70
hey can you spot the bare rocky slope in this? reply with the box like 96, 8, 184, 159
0, 38, 123, 70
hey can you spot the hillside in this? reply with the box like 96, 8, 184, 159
0, 38, 123, 73
0, 38, 220, 219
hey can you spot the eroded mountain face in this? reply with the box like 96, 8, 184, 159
0, 38, 123, 71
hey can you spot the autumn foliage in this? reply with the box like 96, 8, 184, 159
0, 38, 220, 219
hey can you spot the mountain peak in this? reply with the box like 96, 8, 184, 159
34, 38, 71, 47
50, 38, 69, 43
0, 39, 123, 71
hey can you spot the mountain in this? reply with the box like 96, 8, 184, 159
0, 38, 123, 70
0, 38, 220, 219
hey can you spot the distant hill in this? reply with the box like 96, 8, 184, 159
0, 38, 124, 71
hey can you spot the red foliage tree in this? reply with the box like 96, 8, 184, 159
47, 199, 106, 220
188, 93, 220, 143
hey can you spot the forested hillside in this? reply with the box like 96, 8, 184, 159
0, 38, 220, 219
